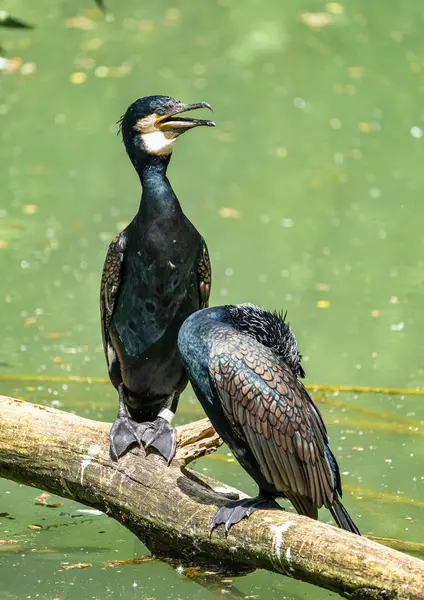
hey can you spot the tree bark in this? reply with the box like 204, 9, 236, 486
0, 395, 423, 600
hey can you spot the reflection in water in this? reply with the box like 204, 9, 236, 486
1, 0, 424, 598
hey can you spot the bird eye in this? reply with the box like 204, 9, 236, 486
156, 108, 165, 116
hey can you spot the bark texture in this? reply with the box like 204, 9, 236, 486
0, 395, 423, 600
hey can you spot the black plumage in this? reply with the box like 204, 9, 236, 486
101, 95, 214, 464
178, 304, 360, 534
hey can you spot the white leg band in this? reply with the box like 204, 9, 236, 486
158, 408, 174, 423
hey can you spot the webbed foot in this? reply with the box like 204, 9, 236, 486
109, 415, 140, 461
211, 495, 282, 535
138, 417, 177, 464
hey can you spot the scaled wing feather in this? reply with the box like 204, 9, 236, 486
100, 234, 125, 366
209, 331, 336, 509
197, 241, 211, 309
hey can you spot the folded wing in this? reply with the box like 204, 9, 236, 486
209, 331, 338, 514
100, 234, 125, 367
197, 241, 211, 309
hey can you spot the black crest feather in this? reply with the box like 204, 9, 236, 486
116, 114, 125, 136
227, 303, 305, 377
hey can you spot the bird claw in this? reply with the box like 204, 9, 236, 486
109, 415, 141, 461
211, 496, 282, 536
138, 418, 177, 464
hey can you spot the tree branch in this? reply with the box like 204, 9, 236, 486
0, 395, 423, 600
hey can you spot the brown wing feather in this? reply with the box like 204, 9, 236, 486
197, 241, 211, 309
100, 234, 125, 365
209, 331, 336, 510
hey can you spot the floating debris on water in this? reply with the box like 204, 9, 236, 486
70, 72, 87, 85
164, 7, 181, 27
410, 126, 423, 139
65, 16, 96, 30
316, 283, 330, 291
62, 562, 92, 570
76, 509, 104, 516
219, 207, 241, 219
102, 556, 153, 568
20, 62, 36, 75
317, 300, 331, 308
301, 13, 334, 30
348, 66, 365, 79
35, 493, 49, 504
1, 56, 22, 73
326, 2, 344, 14
22, 204, 37, 215
94, 65, 131, 78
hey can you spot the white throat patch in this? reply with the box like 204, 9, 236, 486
141, 130, 177, 156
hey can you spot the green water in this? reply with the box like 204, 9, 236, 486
1, 0, 424, 598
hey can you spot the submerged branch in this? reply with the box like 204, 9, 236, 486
0, 395, 423, 600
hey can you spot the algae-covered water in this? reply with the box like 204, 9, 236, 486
1, 1, 423, 598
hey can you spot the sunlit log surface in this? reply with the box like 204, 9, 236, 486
0, 395, 423, 600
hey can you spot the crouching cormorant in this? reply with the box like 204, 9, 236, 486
178, 304, 360, 534
100, 95, 214, 464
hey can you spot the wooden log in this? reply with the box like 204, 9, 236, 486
0, 395, 423, 600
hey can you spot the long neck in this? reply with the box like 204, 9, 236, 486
134, 154, 183, 221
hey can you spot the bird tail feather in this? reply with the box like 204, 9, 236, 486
329, 497, 361, 535
287, 494, 318, 520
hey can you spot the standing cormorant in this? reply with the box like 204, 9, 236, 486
178, 304, 360, 534
100, 95, 214, 464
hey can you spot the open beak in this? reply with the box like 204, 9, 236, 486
156, 101, 215, 133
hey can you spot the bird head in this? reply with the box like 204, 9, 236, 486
119, 95, 215, 162
227, 304, 306, 378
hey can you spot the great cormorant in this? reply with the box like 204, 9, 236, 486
178, 304, 360, 534
100, 95, 214, 464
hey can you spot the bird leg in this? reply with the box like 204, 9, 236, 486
211, 492, 282, 535
109, 384, 141, 461
137, 393, 178, 464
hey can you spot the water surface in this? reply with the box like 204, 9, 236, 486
1, 1, 423, 598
